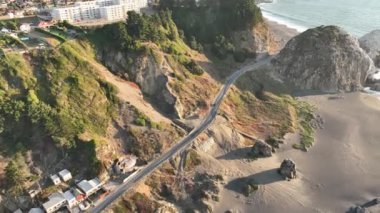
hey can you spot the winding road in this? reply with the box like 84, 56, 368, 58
91, 56, 271, 213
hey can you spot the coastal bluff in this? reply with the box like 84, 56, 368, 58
271, 26, 376, 92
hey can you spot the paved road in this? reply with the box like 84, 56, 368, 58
91, 56, 271, 213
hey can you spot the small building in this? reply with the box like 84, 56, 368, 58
63, 190, 78, 209
42, 192, 66, 213
28, 189, 40, 198
114, 155, 137, 174
77, 178, 102, 197
28, 208, 44, 213
20, 23, 31, 33
1, 28, 10, 33
13, 209, 22, 213
50, 174, 61, 185
28, 183, 42, 198
58, 169, 72, 182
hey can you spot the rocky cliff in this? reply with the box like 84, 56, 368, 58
359, 30, 380, 68
98, 46, 184, 118
231, 22, 277, 55
272, 26, 376, 92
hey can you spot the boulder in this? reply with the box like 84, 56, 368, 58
272, 26, 376, 92
279, 159, 296, 179
251, 140, 272, 157
349, 206, 369, 213
359, 30, 380, 67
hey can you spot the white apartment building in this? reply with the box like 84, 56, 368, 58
51, 0, 148, 23
99, 5, 124, 21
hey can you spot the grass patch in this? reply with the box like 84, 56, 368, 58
283, 97, 316, 151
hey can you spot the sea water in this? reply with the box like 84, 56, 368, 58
259, 0, 380, 37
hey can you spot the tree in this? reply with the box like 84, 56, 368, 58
189, 36, 203, 52
159, 0, 175, 9
211, 35, 235, 59
5, 152, 29, 195
219, 0, 263, 31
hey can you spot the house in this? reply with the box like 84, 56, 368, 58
114, 155, 137, 174
77, 178, 102, 197
13, 209, 22, 213
20, 23, 31, 33
1, 28, 10, 33
50, 174, 61, 185
58, 169, 72, 182
63, 190, 78, 208
28, 208, 44, 213
42, 192, 66, 213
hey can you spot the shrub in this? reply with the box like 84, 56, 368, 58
135, 117, 146, 126
212, 35, 235, 59
184, 59, 204, 75
35, 28, 66, 42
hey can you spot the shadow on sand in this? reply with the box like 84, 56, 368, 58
216, 147, 252, 160
225, 168, 284, 194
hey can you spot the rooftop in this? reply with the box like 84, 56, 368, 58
43, 192, 65, 210
77, 178, 102, 194
28, 208, 44, 213
63, 190, 76, 201
58, 169, 72, 178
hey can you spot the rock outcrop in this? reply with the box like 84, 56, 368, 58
360, 30, 380, 68
232, 22, 276, 54
272, 26, 376, 92
279, 159, 296, 179
251, 140, 272, 157
98, 47, 184, 118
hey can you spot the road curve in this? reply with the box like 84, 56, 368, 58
91, 56, 271, 213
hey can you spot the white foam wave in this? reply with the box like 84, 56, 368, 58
261, 10, 308, 33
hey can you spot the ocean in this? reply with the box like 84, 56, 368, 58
259, 0, 380, 37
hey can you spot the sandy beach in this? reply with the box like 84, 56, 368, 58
213, 93, 380, 213
265, 19, 299, 52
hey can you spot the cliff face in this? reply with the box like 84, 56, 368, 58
359, 30, 380, 68
98, 47, 184, 118
272, 26, 376, 92
231, 22, 276, 54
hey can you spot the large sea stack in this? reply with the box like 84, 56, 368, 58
272, 26, 376, 92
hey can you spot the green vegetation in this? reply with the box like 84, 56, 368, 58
185, 149, 201, 171
291, 101, 316, 151
211, 35, 235, 59
5, 152, 31, 195
0, 20, 18, 31
35, 27, 67, 42
159, 0, 262, 61
0, 34, 28, 49
0, 41, 120, 191
90, 10, 204, 77
160, 0, 263, 42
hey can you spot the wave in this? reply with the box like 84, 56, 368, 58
260, 8, 309, 33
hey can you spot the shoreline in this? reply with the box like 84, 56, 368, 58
265, 18, 299, 53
